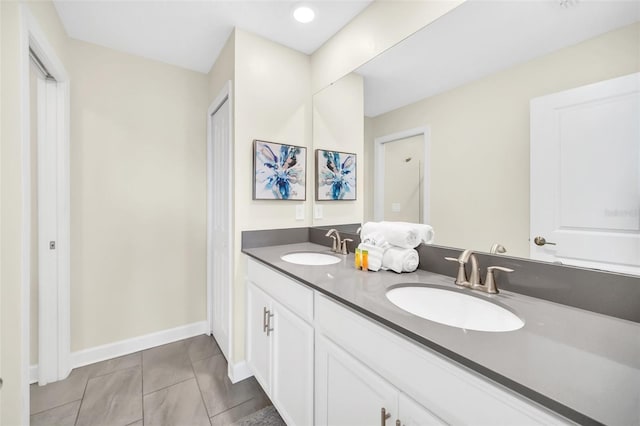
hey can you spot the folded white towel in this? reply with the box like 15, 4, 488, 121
382, 221, 435, 245
382, 247, 419, 273
362, 221, 433, 249
358, 242, 386, 272
360, 232, 390, 249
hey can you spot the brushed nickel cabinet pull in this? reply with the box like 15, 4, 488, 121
396, 420, 401, 426
266, 310, 274, 336
263, 307, 269, 333
381, 407, 391, 425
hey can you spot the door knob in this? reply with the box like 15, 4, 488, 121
534, 236, 556, 246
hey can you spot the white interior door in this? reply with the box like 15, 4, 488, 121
37, 78, 61, 385
530, 72, 640, 274
208, 89, 232, 361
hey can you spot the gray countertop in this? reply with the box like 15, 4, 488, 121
243, 242, 640, 426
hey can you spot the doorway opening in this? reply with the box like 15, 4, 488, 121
374, 127, 431, 224
20, 6, 72, 422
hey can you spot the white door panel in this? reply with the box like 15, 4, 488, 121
315, 335, 398, 426
271, 301, 314, 426
209, 96, 231, 359
531, 72, 640, 274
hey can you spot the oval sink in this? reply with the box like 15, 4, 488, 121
281, 251, 341, 266
386, 286, 524, 332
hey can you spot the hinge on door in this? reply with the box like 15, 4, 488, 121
49, 241, 56, 250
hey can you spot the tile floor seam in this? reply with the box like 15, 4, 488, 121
141, 347, 146, 424
73, 379, 89, 426
142, 375, 197, 397
208, 395, 260, 421
29, 398, 83, 417
87, 354, 142, 380
188, 341, 214, 425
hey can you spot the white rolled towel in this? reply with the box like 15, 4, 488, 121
357, 242, 386, 272
360, 232, 390, 249
362, 221, 434, 249
385, 221, 435, 245
382, 247, 419, 273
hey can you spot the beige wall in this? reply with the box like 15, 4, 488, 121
2, 10, 210, 420
67, 38, 209, 351
233, 29, 311, 361
310, 0, 464, 93
1, 2, 25, 422
367, 23, 640, 258
312, 73, 364, 224
208, 30, 235, 102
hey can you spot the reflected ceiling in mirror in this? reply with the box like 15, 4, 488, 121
359, 0, 640, 117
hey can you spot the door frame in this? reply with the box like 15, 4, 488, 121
19, 4, 71, 420
206, 81, 234, 373
374, 126, 431, 224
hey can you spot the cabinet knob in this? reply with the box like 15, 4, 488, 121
396, 420, 401, 426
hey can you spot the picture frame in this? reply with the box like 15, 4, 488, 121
315, 149, 357, 201
253, 140, 307, 201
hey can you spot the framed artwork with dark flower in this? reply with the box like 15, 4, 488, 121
315, 149, 357, 201
253, 140, 306, 200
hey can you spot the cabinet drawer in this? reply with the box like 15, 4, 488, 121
315, 294, 567, 425
248, 259, 314, 322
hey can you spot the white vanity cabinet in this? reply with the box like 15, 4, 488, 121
314, 293, 568, 426
315, 334, 444, 426
246, 261, 314, 426
246, 257, 569, 426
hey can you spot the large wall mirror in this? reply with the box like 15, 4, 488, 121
312, 0, 640, 276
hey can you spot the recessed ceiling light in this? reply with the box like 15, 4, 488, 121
293, 6, 315, 23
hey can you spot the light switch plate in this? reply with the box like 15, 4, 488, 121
314, 204, 323, 219
295, 204, 304, 220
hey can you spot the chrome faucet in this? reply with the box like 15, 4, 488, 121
325, 229, 341, 253
445, 249, 513, 294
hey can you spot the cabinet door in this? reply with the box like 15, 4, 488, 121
246, 281, 271, 392
398, 393, 447, 426
316, 335, 398, 426
271, 301, 314, 426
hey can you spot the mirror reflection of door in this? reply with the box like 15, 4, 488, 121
383, 135, 424, 222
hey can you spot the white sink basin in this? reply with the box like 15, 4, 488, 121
386, 286, 524, 332
281, 251, 341, 266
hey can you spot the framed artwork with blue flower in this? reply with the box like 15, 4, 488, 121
315, 149, 357, 201
253, 140, 307, 200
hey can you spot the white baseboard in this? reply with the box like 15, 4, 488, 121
30, 365, 38, 384
71, 321, 209, 369
228, 360, 252, 383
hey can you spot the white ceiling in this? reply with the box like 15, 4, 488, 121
53, 0, 372, 74
358, 0, 640, 117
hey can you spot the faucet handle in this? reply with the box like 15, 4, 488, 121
445, 257, 468, 286
341, 238, 353, 255
484, 266, 514, 294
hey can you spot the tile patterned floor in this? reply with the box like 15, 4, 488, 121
30, 335, 278, 425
